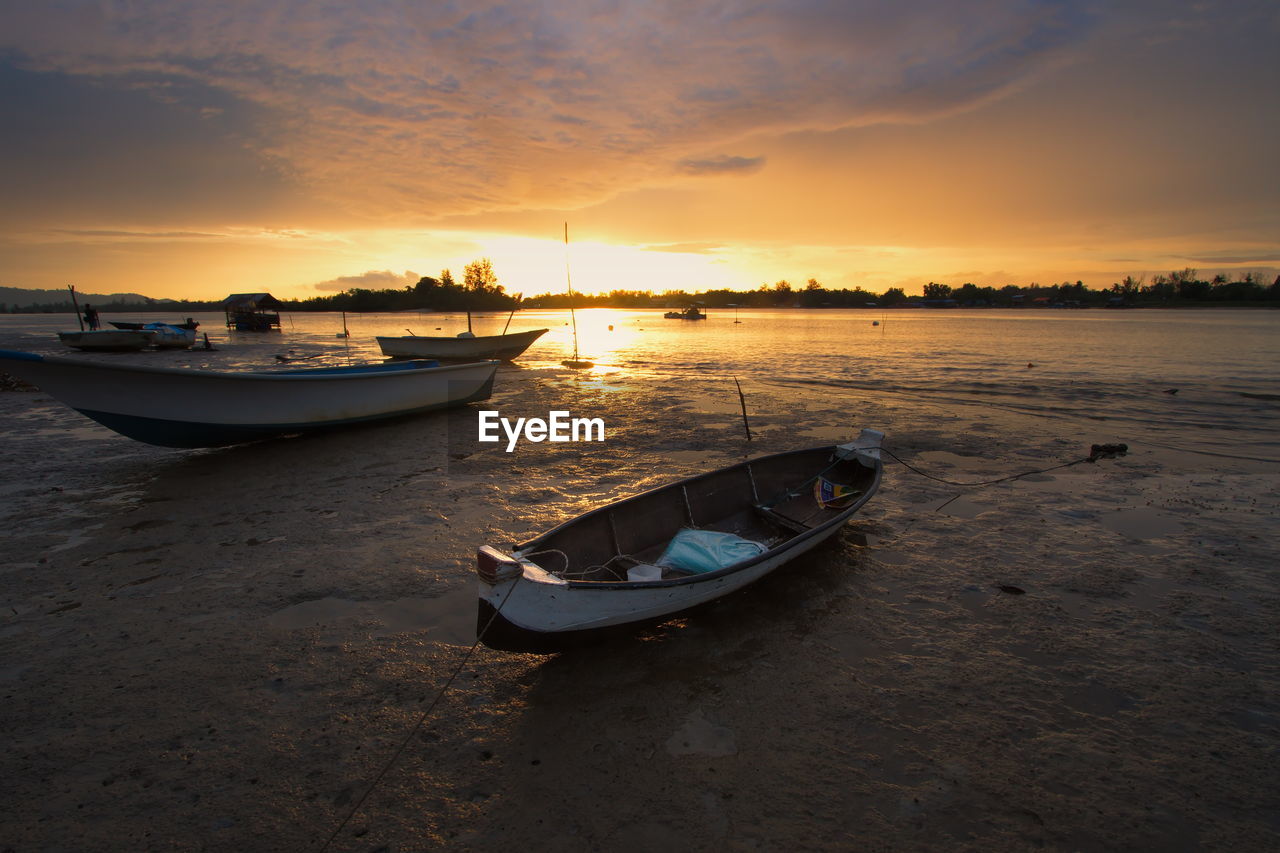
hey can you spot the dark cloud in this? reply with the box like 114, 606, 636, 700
310, 269, 420, 293
679, 155, 766, 176
1185, 253, 1280, 265
0, 59, 296, 226
53, 229, 223, 239
645, 242, 726, 254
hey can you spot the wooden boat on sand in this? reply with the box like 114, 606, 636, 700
0, 350, 498, 448
475, 429, 884, 651
377, 328, 548, 361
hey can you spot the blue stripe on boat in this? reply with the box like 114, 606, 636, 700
0, 350, 44, 362
262, 359, 439, 376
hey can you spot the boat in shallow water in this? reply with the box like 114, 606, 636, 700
663, 306, 707, 320
110, 319, 200, 331
475, 429, 884, 651
57, 329, 155, 351
376, 328, 548, 361
0, 350, 498, 448
140, 322, 197, 349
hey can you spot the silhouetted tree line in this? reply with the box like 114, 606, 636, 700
4, 266, 1277, 314
2, 297, 223, 314
524, 269, 1280, 309
286, 260, 516, 312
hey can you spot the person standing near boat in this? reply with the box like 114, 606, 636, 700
83, 305, 100, 330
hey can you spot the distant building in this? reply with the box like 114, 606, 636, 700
222, 293, 283, 331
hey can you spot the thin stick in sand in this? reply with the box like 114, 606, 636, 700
561, 223, 593, 370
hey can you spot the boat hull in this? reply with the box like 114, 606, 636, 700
149, 333, 196, 350
477, 520, 851, 652
476, 434, 883, 651
140, 323, 196, 349
377, 328, 548, 361
0, 350, 498, 448
111, 320, 200, 331
57, 330, 154, 351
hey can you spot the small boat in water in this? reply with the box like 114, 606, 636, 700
60, 323, 194, 350
377, 328, 548, 361
663, 306, 707, 320
0, 350, 499, 448
475, 429, 884, 651
110, 319, 200, 331
141, 322, 197, 349
57, 329, 155, 351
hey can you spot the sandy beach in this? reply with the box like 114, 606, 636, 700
2, 348, 1278, 852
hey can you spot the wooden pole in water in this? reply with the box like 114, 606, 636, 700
560, 223, 594, 368
566, 223, 580, 361
501, 293, 522, 334
558, 224, 592, 368
68, 285, 84, 331
734, 376, 752, 442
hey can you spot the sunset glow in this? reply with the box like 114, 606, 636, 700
1, 2, 1276, 301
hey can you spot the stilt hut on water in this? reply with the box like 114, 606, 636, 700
222, 293, 283, 331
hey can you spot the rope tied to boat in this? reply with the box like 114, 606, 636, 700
318, 571, 524, 852
878, 442, 1128, 488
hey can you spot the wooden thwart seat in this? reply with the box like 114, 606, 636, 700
755, 504, 813, 534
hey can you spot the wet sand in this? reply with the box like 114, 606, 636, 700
1, 365, 1278, 851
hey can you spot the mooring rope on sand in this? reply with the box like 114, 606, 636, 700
878, 442, 1127, 489
318, 577, 521, 852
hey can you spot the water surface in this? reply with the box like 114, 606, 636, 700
4, 306, 1275, 459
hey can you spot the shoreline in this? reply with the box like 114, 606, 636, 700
3, 303, 1278, 318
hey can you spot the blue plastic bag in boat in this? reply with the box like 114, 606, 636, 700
655, 529, 767, 573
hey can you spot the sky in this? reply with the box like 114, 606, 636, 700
0, 0, 1277, 300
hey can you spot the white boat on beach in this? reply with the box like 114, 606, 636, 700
0, 349, 499, 448
475, 429, 884, 651
377, 327, 548, 361
110, 319, 200, 331
57, 329, 155, 351
107, 320, 197, 348
139, 322, 197, 349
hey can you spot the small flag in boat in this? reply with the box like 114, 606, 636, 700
815, 477, 861, 509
